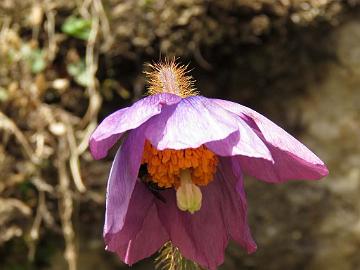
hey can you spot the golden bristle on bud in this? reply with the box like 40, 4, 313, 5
144, 58, 198, 98
155, 241, 203, 270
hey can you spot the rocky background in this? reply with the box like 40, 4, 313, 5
0, 0, 359, 269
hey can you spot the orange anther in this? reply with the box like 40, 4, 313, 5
141, 140, 218, 188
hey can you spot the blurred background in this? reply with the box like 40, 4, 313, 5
0, 0, 359, 269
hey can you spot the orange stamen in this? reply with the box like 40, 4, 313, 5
141, 141, 218, 188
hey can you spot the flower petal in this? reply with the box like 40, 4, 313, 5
105, 182, 168, 265
156, 186, 228, 270
156, 158, 256, 270
90, 93, 181, 159
104, 127, 145, 237
145, 96, 239, 150
213, 99, 328, 182
217, 157, 257, 253
205, 115, 272, 160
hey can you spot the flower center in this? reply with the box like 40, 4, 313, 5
141, 141, 218, 213
145, 59, 198, 98
141, 140, 218, 189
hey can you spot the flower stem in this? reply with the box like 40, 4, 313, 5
155, 242, 203, 270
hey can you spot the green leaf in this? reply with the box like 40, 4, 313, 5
62, 16, 91, 40
67, 60, 91, 87
20, 45, 46, 73
30, 49, 46, 73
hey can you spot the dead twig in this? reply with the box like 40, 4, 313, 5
57, 138, 77, 270
0, 111, 40, 164
79, 0, 102, 128
28, 190, 45, 261
66, 121, 86, 193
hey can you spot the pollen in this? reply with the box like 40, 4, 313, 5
144, 58, 198, 98
141, 140, 218, 188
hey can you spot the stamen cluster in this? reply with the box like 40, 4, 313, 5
141, 140, 218, 188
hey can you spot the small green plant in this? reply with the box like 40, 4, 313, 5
61, 16, 91, 41
67, 60, 91, 87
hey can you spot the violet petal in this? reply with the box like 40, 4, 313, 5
104, 127, 146, 237
212, 99, 328, 182
156, 158, 256, 269
105, 182, 168, 265
205, 111, 272, 160
217, 157, 257, 253
156, 187, 228, 270
90, 93, 181, 159
145, 96, 239, 151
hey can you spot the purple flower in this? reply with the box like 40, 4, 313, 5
89, 61, 328, 270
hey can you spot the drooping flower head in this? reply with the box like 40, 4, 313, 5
89, 59, 328, 270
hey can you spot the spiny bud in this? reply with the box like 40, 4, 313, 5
145, 58, 198, 98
